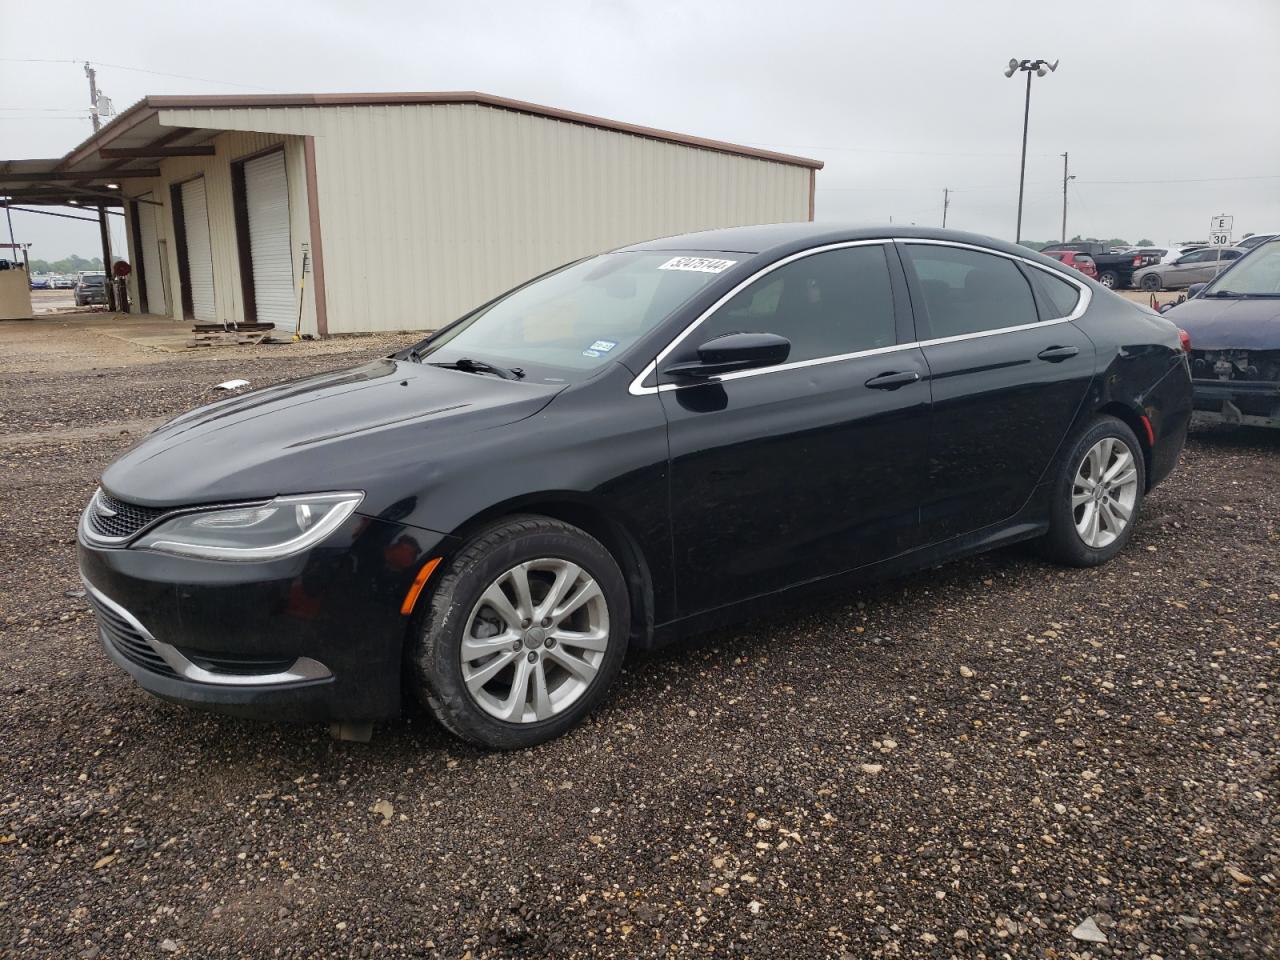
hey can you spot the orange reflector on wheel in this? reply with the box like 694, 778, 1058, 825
400, 557, 443, 616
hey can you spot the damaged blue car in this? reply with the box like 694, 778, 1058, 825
1166, 238, 1280, 429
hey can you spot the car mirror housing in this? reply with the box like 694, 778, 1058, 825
663, 332, 791, 378
1187, 282, 1207, 299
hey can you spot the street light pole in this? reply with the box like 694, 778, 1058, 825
1003, 58, 1058, 243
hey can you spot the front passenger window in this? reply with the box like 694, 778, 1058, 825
904, 245, 1039, 338
694, 245, 897, 363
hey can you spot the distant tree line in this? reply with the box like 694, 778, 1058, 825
29, 255, 105, 274
1019, 237, 1155, 252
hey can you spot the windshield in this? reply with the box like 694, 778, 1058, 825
1201, 240, 1280, 297
416, 250, 738, 382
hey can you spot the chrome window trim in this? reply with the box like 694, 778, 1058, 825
627, 236, 1092, 396
83, 578, 332, 686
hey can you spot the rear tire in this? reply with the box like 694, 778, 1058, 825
409, 515, 630, 749
1038, 416, 1146, 567
1097, 270, 1120, 289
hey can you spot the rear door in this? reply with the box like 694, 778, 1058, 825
899, 241, 1096, 544
658, 242, 930, 615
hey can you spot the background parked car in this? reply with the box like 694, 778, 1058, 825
1134, 247, 1246, 291
74, 272, 108, 307
1038, 241, 1158, 289
1237, 233, 1278, 250
1044, 249, 1099, 280
29, 274, 52, 290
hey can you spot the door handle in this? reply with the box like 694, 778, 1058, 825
1036, 345, 1079, 362
864, 370, 920, 390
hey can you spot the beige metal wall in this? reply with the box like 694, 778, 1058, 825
121, 130, 314, 330
160, 104, 812, 334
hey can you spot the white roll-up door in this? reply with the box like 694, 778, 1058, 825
244, 151, 295, 331
138, 195, 166, 316
180, 178, 215, 322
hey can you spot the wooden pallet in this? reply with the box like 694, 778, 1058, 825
186, 331, 270, 348
191, 322, 275, 333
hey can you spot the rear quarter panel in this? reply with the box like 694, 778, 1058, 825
1073, 292, 1191, 487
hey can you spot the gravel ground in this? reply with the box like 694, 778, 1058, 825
1, 319, 1277, 959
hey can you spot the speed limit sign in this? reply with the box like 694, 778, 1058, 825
1210, 214, 1233, 246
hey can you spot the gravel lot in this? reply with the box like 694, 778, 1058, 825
2, 316, 1277, 959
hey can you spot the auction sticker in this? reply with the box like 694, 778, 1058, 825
658, 256, 737, 274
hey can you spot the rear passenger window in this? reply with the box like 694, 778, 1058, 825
1028, 267, 1082, 318
904, 245, 1039, 338
696, 245, 896, 363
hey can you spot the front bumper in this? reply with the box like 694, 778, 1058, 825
1192, 378, 1280, 429
78, 513, 456, 722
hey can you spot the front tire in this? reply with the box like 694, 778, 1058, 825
409, 515, 630, 749
1038, 416, 1146, 567
1140, 274, 1161, 292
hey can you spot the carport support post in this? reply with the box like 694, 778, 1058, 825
96, 204, 116, 311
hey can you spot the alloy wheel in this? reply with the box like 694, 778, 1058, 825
460, 558, 609, 723
1072, 437, 1139, 548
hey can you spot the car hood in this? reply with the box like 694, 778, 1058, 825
1166, 297, 1280, 351
102, 358, 563, 512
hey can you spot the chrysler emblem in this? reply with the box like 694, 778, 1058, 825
94, 496, 118, 518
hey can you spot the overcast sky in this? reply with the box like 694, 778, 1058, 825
4, 0, 1278, 261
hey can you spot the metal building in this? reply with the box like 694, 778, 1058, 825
1, 93, 821, 336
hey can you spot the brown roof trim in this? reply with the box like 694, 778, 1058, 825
133, 91, 823, 170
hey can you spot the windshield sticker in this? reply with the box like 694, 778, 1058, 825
658, 256, 738, 274
588, 339, 618, 353
582, 349, 601, 358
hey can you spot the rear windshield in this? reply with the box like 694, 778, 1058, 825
417, 251, 736, 383
81, 275, 106, 286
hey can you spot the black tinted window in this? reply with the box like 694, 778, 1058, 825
904, 245, 1038, 337
696, 245, 896, 363
1028, 267, 1081, 318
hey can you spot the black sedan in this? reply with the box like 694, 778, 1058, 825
1165, 237, 1280, 428
78, 225, 1192, 748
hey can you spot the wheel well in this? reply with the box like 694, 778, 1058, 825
450, 498, 657, 651
1096, 401, 1154, 489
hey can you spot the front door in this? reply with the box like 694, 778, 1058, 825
898, 241, 1096, 544
659, 242, 930, 617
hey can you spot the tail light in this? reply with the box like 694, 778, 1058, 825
1178, 328, 1192, 353
1132, 255, 1143, 267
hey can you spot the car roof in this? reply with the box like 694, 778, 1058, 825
618, 222, 1040, 261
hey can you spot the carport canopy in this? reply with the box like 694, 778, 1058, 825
0, 98, 229, 207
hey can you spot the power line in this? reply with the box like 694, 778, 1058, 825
1076, 174, 1280, 185
0, 57, 276, 91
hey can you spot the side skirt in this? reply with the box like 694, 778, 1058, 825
644, 492, 1052, 652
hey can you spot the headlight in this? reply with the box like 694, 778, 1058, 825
133, 492, 364, 561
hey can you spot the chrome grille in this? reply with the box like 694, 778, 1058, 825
87, 591, 177, 678
86, 490, 169, 541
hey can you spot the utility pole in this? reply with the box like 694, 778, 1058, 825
942, 188, 951, 228
1060, 152, 1075, 243
85, 62, 101, 132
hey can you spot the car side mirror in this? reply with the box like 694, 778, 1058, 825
1187, 283, 1207, 298
663, 332, 791, 378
